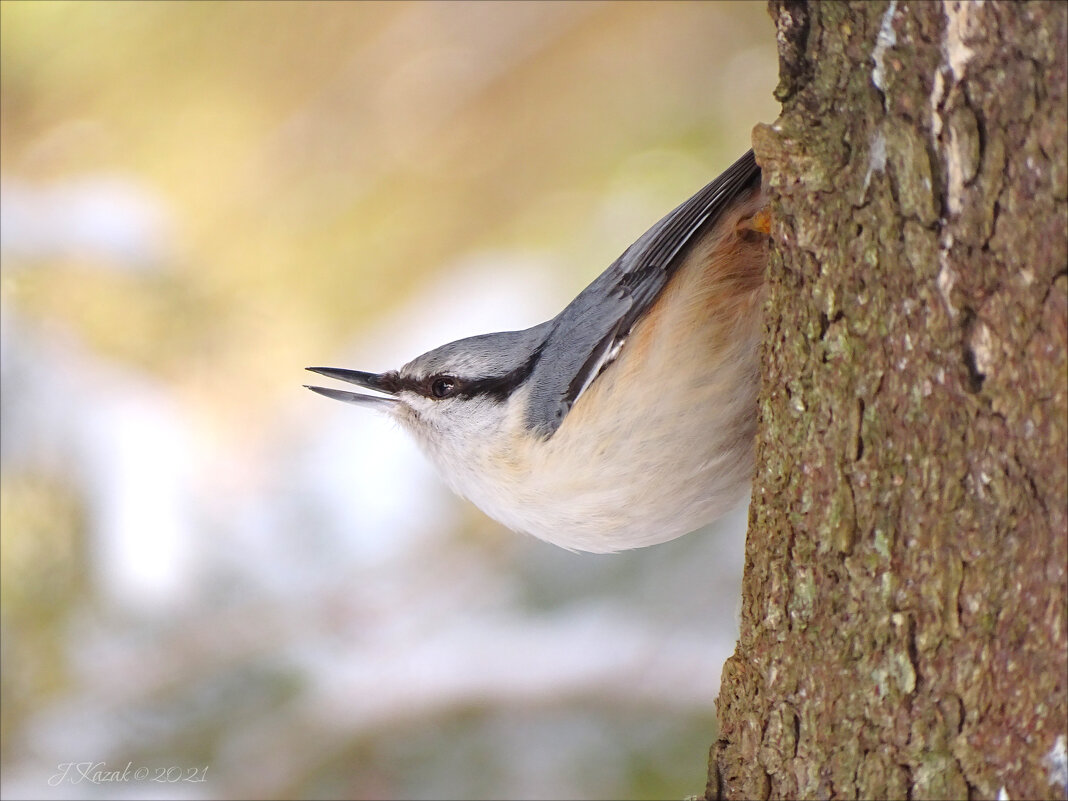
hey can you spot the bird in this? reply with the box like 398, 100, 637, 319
307, 149, 769, 553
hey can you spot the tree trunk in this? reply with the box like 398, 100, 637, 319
709, 2, 1067, 799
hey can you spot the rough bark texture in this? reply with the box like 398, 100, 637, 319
709, 2, 1067, 800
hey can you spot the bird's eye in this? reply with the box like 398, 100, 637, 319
430, 376, 458, 399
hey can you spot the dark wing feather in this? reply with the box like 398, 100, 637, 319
524, 149, 761, 437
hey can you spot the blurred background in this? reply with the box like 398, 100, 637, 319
0, 2, 778, 799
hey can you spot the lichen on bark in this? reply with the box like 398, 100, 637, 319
709, 2, 1068, 799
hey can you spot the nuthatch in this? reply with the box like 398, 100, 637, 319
307, 150, 768, 552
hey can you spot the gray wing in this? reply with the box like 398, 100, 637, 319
524, 149, 762, 437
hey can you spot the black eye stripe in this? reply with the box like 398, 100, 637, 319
392, 346, 543, 402
447, 348, 542, 401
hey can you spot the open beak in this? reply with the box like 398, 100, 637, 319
305, 367, 399, 411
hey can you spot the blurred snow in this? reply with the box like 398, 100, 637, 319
0, 307, 198, 610
0, 174, 174, 268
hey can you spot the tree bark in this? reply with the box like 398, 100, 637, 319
709, 2, 1067, 800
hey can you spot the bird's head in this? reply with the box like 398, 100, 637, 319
306, 323, 551, 471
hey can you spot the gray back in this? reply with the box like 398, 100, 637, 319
524, 149, 761, 437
